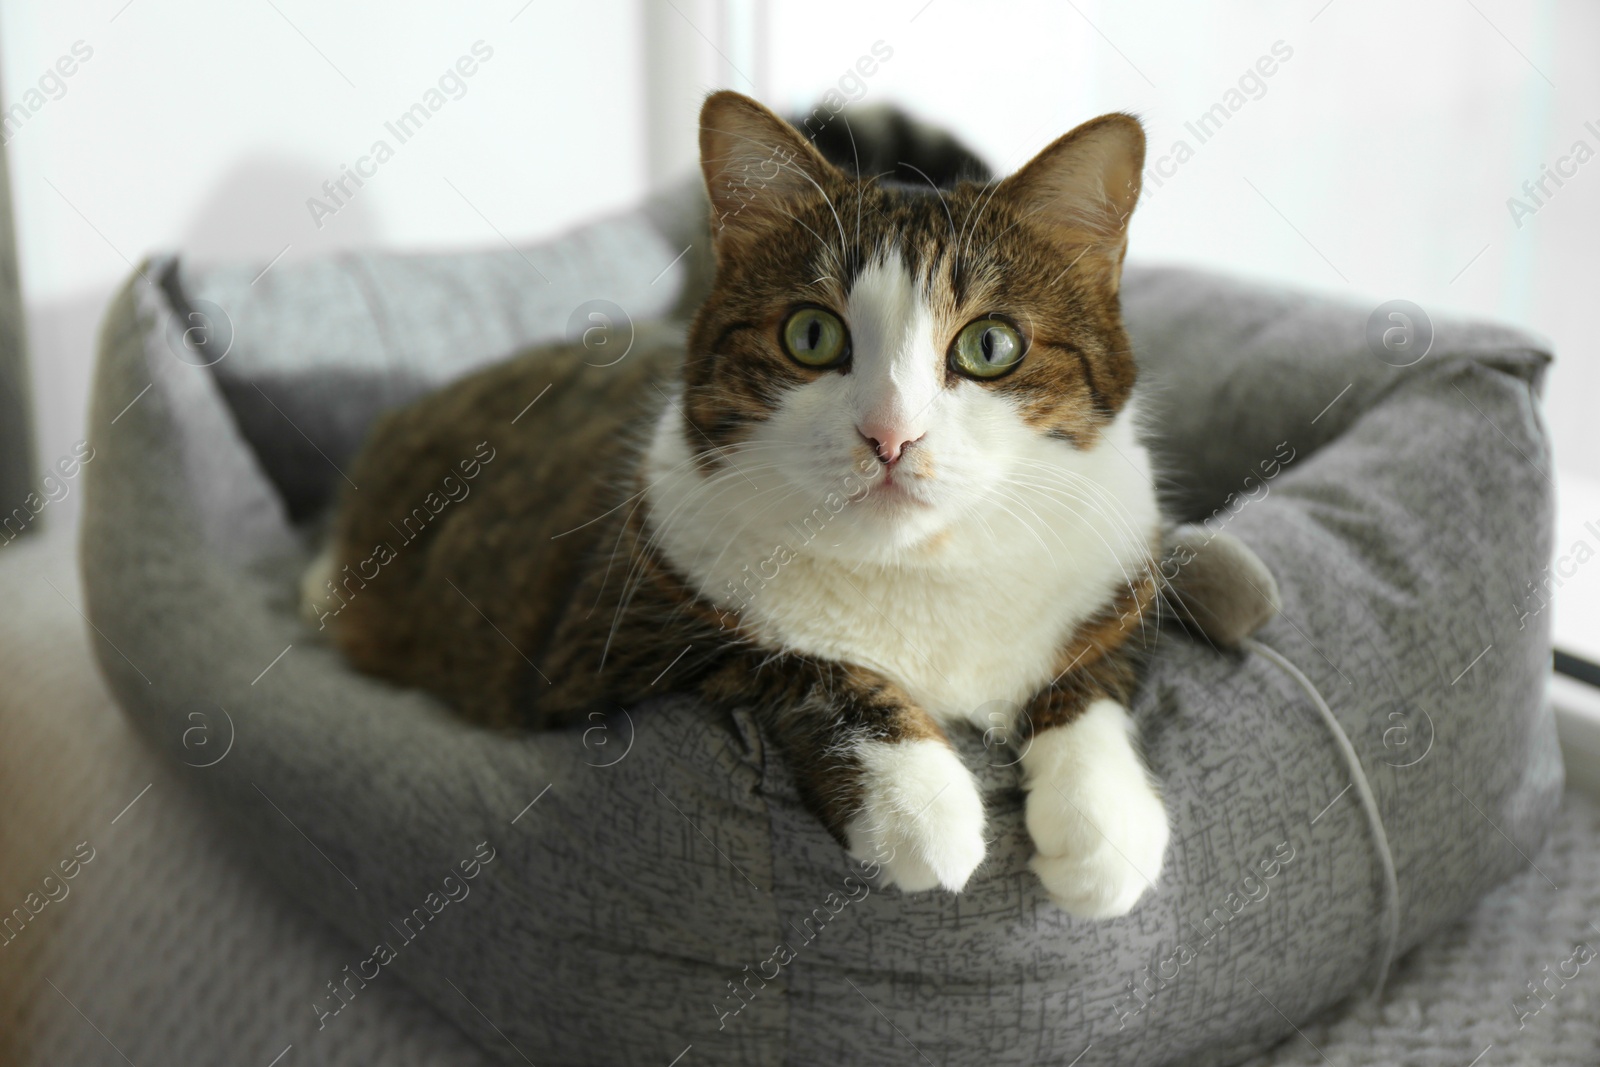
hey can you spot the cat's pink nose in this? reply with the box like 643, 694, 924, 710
859, 425, 924, 466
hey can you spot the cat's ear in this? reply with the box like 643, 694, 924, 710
998, 113, 1145, 292
699, 90, 840, 252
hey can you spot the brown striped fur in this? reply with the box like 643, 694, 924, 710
317, 92, 1159, 855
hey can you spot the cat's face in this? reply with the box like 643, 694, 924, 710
681, 92, 1145, 562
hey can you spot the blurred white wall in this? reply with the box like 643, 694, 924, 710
765, 0, 1600, 660
765, 0, 1596, 478
3, 0, 1595, 656
0, 0, 649, 533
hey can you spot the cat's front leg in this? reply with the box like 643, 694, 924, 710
718, 660, 986, 893
845, 728, 987, 892
1021, 693, 1168, 918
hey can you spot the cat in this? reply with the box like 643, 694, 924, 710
306, 90, 1168, 918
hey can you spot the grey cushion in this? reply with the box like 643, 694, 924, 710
81, 181, 1562, 1067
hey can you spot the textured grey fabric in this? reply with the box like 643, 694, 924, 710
0, 529, 499, 1067
79, 185, 1561, 1067
1234, 785, 1600, 1065
8, 531, 1591, 1067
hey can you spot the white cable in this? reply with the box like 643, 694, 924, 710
1242, 636, 1400, 1000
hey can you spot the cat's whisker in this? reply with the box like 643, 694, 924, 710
602, 458, 787, 638
999, 464, 1144, 533
714, 129, 852, 271
956, 173, 1011, 277
835, 110, 863, 276
698, 134, 847, 269
580, 446, 740, 619
899, 161, 959, 254
688, 478, 809, 584
966, 206, 1039, 269
622, 461, 803, 608
991, 478, 1154, 626
1000, 475, 1154, 588
1008, 471, 1165, 588
624, 458, 788, 577
549, 448, 704, 541
560, 426, 795, 547
984, 492, 1060, 568
996, 472, 1157, 633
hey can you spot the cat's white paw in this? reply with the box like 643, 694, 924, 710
1022, 699, 1168, 919
846, 738, 986, 893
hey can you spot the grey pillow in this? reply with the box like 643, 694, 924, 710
81, 183, 1561, 1067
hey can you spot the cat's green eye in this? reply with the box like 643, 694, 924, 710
781, 307, 849, 368
951, 318, 1026, 379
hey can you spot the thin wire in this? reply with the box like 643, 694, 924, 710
1242, 636, 1400, 1000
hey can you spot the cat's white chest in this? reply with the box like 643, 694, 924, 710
642, 403, 1159, 728
741, 549, 1108, 725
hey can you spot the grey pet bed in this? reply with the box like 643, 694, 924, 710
82, 182, 1561, 1067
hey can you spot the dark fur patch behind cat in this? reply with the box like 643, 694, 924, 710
801, 103, 993, 188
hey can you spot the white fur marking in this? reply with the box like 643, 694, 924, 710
846, 738, 986, 892
844, 253, 939, 444
1021, 699, 1169, 917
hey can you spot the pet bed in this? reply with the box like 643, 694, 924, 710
80, 178, 1561, 1067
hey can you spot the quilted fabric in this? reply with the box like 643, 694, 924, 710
78, 181, 1561, 1066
